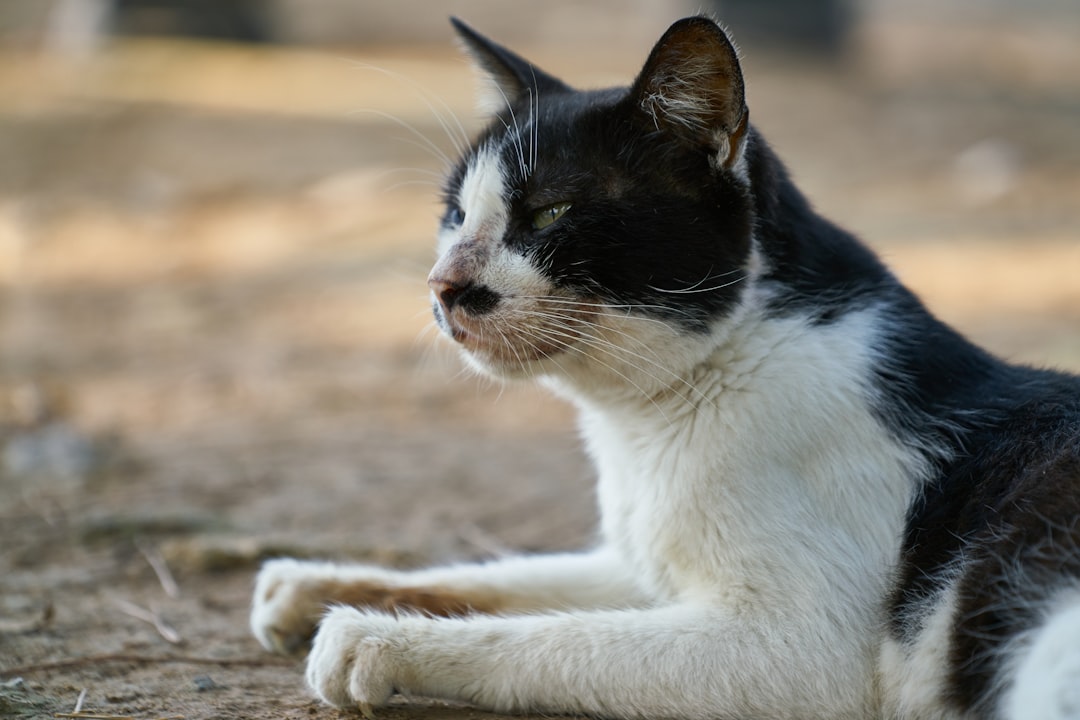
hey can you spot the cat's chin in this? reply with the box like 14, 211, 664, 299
437, 311, 581, 380
456, 343, 566, 381
452, 325, 576, 380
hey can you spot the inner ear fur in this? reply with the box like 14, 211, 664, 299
631, 17, 749, 167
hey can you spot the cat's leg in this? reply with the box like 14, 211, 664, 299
251, 548, 646, 655
304, 602, 875, 720
1003, 591, 1080, 720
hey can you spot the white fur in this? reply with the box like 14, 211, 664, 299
880, 576, 967, 720
1004, 588, 1080, 720
458, 146, 507, 241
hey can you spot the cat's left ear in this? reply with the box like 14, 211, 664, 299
631, 17, 749, 170
451, 17, 571, 114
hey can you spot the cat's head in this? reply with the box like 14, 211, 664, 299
429, 17, 759, 393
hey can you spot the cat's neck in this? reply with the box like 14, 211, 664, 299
745, 132, 898, 312
555, 301, 925, 520
544, 298, 864, 432
539, 289, 769, 418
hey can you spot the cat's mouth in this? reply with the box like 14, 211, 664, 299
436, 302, 591, 370
444, 314, 567, 365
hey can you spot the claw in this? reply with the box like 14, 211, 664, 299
358, 701, 376, 719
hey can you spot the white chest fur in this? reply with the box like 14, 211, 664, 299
572, 309, 924, 616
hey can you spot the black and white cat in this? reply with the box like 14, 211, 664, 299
251, 17, 1080, 720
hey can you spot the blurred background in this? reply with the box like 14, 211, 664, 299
1, 1, 1078, 717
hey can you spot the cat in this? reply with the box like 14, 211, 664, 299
250, 16, 1080, 720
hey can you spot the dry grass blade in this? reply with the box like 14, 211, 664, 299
73, 688, 87, 712
0, 653, 291, 676
135, 540, 180, 599
111, 599, 183, 645
54, 714, 185, 719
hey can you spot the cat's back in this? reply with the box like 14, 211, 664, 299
898, 355, 1080, 571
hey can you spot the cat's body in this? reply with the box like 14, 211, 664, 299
250, 17, 1080, 720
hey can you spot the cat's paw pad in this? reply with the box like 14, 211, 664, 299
305, 606, 401, 711
250, 558, 329, 655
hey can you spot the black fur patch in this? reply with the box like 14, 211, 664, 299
469, 87, 756, 331
887, 361, 1080, 711
453, 283, 500, 316
947, 437, 1080, 712
742, 132, 898, 324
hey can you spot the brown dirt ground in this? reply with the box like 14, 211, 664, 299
1, 21, 1079, 720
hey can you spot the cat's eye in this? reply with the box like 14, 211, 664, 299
532, 202, 572, 231
446, 207, 465, 227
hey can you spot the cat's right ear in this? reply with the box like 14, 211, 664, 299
631, 17, 749, 171
451, 17, 571, 114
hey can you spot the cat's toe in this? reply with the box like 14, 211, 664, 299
305, 607, 400, 709
250, 558, 324, 655
261, 622, 312, 655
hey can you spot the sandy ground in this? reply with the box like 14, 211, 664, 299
1, 17, 1079, 720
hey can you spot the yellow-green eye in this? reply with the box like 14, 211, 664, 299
531, 202, 572, 231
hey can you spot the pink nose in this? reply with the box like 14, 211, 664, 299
428, 276, 469, 314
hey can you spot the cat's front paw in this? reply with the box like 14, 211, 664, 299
305, 606, 403, 713
250, 558, 332, 655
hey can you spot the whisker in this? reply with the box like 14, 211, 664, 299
511, 295, 702, 328
665, 266, 738, 290
382, 178, 445, 193
648, 273, 746, 295
501, 300, 704, 379
536, 319, 709, 413
501, 301, 717, 411
372, 166, 447, 181
342, 60, 472, 157
521, 329, 580, 381
489, 80, 529, 181
515, 308, 669, 364
517, 312, 689, 395
527, 82, 539, 175
348, 108, 454, 168
526, 325, 677, 426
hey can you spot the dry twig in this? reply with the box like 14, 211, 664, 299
111, 599, 183, 645
135, 540, 180, 599
1, 653, 292, 677
54, 713, 184, 719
